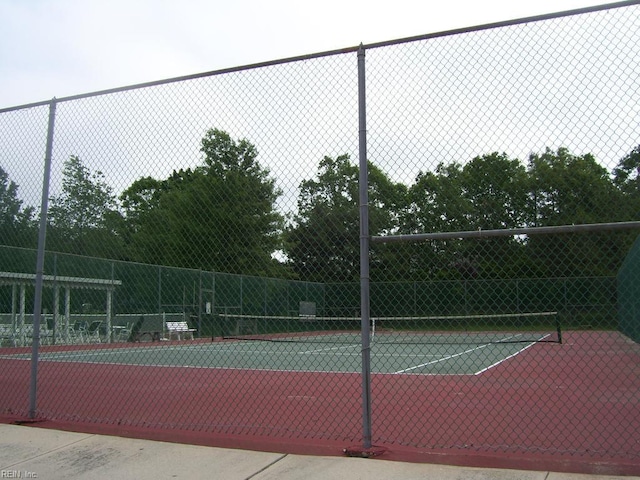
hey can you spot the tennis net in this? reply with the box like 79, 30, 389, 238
218, 312, 562, 345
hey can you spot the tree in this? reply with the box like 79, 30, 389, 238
460, 153, 531, 278
284, 154, 407, 282
47, 155, 124, 258
526, 147, 624, 276
123, 129, 284, 276
120, 176, 166, 230
613, 145, 640, 189
612, 144, 640, 221
528, 147, 619, 226
461, 153, 529, 230
0, 165, 36, 247
404, 161, 469, 279
406, 162, 469, 234
119, 176, 168, 262
405, 153, 530, 279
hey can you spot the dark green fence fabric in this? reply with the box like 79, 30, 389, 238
618, 235, 640, 343
0, 246, 325, 335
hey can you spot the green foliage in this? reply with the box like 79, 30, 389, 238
4, 138, 639, 284
284, 154, 407, 282
49, 156, 118, 233
612, 145, 640, 220
287, 147, 639, 282
528, 147, 621, 226
0, 165, 36, 247
403, 153, 531, 280
525, 148, 630, 277
121, 129, 284, 277
47, 155, 124, 258
462, 152, 529, 230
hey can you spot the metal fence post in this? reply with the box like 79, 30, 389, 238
29, 97, 57, 418
358, 43, 373, 450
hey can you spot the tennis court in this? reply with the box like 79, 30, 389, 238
1, 327, 638, 475
0, 334, 551, 376
3, 310, 636, 475
0, 311, 562, 376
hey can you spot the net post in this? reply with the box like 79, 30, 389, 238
555, 313, 563, 344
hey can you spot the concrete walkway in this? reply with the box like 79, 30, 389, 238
0, 424, 637, 480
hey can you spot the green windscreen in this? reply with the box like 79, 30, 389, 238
618, 234, 640, 343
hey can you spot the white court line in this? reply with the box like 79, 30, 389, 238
33, 345, 201, 360
300, 345, 359, 354
473, 333, 550, 375
393, 333, 525, 374
394, 343, 493, 374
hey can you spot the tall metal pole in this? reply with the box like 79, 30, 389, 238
357, 44, 372, 449
29, 98, 57, 418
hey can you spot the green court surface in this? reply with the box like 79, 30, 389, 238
3, 337, 547, 375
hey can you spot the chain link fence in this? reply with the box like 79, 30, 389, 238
1, 2, 639, 473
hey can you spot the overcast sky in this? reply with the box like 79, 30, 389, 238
0, 0, 609, 109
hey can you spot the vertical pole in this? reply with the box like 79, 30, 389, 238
158, 265, 162, 315
212, 273, 216, 313
198, 270, 203, 336
65, 287, 71, 343
19, 285, 26, 346
11, 284, 17, 347
53, 285, 60, 345
108, 262, 115, 342
52, 254, 58, 345
106, 289, 113, 343
263, 278, 267, 316
29, 98, 57, 419
357, 43, 373, 450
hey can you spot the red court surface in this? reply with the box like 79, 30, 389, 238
1, 331, 639, 476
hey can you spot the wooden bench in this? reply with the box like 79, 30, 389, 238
165, 321, 196, 340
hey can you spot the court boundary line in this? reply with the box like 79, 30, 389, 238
473, 333, 550, 375
0, 334, 547, 376
393, 343, 493, 374
392, 333, 530, 374
0, 354, 488, 376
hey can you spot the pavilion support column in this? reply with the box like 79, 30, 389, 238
106, 289, 113, 343
11, 284, 17, 347
53, 285, 60, 345
65, 287, 71, 343
19, 284, 26, 347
